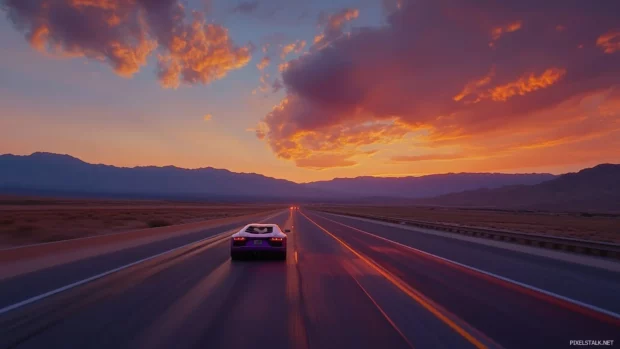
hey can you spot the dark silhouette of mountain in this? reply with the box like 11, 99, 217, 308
416, 164, 620, 212
0, 152, 556, 201
0, 152, 328, 200
304, 173, 555, 198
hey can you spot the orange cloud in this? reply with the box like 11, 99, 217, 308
258, 1, 620, 172
29, 26, 51, 52
489, 68, 566, 101
157, 19, 251, 88
28, 20, 157, 77
454, 68, 565, 103
453, 67, 495, 102
312, 8, 359, 50
203, 114, 213, 121
110, 39, 158, 78
256, 56, 270, 70
4, 0, 250, 88
70, 0, 117, 10
280, 40, 306, 59
596, 30, 620, 54
278, 62, 289, 72
443, 89, 620, 155
259, 93, 416, 168
394, 91, 620, 170
295, 153, 357, 169
326, 8, 359, 30
491, 21, 523, 41
391, 153, 466, 162
252, 72, 271, 94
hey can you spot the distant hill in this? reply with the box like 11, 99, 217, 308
0, 152, 557, 201
0, 153, 328, 200
304, 173, 555, 198
416, 164, 620, 212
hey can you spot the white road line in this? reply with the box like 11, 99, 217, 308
0, 232, 229, 316
0, 210, 285, 316
350, 274, 415, 349
321, 212, 620, 273
312, 212, 620, 321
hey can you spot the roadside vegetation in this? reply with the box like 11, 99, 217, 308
0, 196, 283, 247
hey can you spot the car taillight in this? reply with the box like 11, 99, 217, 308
268, 237, 285, 247
232, 237, 246, 246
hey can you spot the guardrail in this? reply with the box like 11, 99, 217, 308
313, 210, 620, 260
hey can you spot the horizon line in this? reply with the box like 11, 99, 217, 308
2, 151, 611, 184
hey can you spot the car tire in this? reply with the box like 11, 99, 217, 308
279, 252, 287, 261
231, 252, 242, 261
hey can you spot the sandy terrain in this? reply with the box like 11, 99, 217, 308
0, 196, 284, 247
310, 205, 620, 243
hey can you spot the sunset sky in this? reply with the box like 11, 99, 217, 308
1, 0, 619, 183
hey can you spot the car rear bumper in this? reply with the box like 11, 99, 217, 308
231, 246, 286, 253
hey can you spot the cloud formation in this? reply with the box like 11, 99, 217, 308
280, 40, 306, 59
489, 21, 522, 47
231, 1, 259, 14
257, 0, 620, 169
295, 153, 357, 169
313, 8, 359, 50
597, 30, 620, 54
3, 0, 251, 88
256, 56, 270, 70
391, 153, 466, 162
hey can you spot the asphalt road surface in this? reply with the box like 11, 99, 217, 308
0, 209, 619, 349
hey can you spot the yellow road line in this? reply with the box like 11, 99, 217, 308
300, 211, 495, 349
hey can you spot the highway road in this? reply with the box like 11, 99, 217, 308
0, 208, 619, 349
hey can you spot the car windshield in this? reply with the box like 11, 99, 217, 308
245, 226, 274, 234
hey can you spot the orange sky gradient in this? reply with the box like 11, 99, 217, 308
0, 0, 619, 183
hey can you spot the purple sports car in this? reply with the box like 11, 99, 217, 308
230, 224, 290, 261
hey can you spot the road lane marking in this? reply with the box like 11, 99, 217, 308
0, 210, 286, 316
299, 211, 498, 349
314, 212, 620, 324
137, 260, 232, 349
349, 273, 415, 349
321, 212, 620, 273
0, 231, 231, 316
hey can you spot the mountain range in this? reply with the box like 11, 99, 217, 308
1, 152, 617, 211
0, 153, 322, 201
416, 164, 620, 212
0, 152, 554, 201
305, 173, 555, 198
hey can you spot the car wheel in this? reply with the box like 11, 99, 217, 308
279, 252, 287, 261
231, 252, 242, 261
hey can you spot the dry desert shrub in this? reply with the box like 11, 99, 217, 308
0, 201, 281, 247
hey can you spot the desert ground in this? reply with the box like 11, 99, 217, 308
310, 204, 620, 243
0, 196, 284, 248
